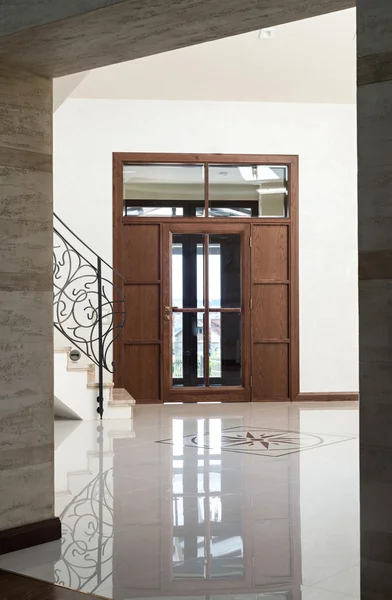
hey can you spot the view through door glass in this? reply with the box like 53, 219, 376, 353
171, 233, 241, 388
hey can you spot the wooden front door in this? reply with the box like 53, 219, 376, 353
162, 222, 251, 403
113, 153, 299, 403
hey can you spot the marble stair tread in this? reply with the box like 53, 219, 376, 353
87, 381, 114, 389
54, 346, 72, 354
110, 388, 136, 406
67, 362, 95, 373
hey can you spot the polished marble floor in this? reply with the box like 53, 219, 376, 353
0, 402, 359, 599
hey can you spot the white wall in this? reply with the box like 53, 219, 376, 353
54, 98, 358, 393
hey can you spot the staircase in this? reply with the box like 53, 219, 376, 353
53, 214, 134, 420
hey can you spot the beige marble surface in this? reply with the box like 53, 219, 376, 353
0, 64, 54, 531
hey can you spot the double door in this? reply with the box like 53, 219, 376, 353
116, 221, 294, 403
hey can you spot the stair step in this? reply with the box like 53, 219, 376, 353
87, 381, 114, 389
67, 362, 95, 373
111, 388, 136, 406
55, 490, 72, 497
54, 346, 72, 354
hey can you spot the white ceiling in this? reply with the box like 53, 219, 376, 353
65, 8, 356, 105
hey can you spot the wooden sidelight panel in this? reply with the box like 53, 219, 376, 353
253, 343, 289, 400
123, 345, 160, 401
252, 226, 288, 282
253, 284, 289, 340
116, 223, 162, 402
251, 224, 292, 401
121, 224, 160, 282
124, 285, 160, 341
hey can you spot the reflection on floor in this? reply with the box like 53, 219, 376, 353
0, 402, 359, 600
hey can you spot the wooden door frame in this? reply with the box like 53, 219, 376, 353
113, 152, 299, 401
162, 221, 251, 403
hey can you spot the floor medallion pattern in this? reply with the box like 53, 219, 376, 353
157, 426, 355, 457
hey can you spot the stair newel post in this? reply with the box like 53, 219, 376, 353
97, 256, 104, 419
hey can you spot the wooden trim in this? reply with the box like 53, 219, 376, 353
122, 216, 291, 225
253, 279, 290, 285
113, 152, 124, 389
172, 307, 241, 313
0, 517, 61, 556
254, 339, 290, 344
159, 222, 164, 403
172, 307, 205, 313
296, 393, 359, 402
0, 570, 97, 600
124, 339, 162, 345
124, 280, 161, 285
289, 156, 300, 401
204, 162, 209, 216
163, 221, 250, 234
116, 152, 298, 165
162, 224, 171, 401
168, 389, 247, 403
243, 225, 252, 400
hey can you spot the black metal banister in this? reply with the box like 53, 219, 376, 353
53, 214, 126, 419
53, 212, 124, 279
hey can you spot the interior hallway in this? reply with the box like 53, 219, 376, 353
0, 402, 359, 599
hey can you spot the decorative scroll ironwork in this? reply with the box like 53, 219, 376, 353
54, 467, 114, 593
53, 214, 126, 418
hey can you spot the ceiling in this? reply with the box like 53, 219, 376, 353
0, 0, 354, 77
65, 8, 356, 104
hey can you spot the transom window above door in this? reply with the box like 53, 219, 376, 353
123, 162, 289, 218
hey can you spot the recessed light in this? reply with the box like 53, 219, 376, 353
259, 28, 276, 40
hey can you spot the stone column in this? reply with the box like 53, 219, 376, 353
0, 64, 60, 551
358, 2, 392, 597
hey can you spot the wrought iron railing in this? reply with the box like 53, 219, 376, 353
55, 425, 113, 593
53, 214, 126, 418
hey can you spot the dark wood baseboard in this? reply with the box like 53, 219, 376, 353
295, 392, 359, 402
0, 569, 95, 600
0, 517, 61, 556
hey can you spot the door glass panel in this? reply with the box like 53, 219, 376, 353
171, 233, 242, 389
172, 234, 204, 308
172, 312, 204, 387
208, 164, 288, 217
123, 163, 204, 216
210, 312, 241, 386
209, 234, 241, 308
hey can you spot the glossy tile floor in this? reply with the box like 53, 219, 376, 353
0, 402, 359, 600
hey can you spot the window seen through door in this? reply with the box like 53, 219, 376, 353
123, 163, 288, 217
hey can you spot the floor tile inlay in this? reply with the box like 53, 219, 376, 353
157, 425, 355, 457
